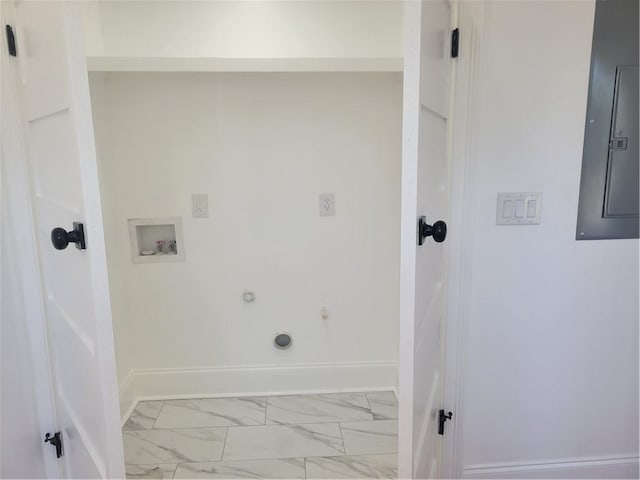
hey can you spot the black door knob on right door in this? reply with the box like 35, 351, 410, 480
51, 222, 86, 250
417, 216, 447, 245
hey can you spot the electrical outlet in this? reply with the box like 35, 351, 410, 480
191, 194, 209, 218
319, 193, 335, 217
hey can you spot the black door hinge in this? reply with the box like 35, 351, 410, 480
451, 28, 459, 58
438, 409, 453, 435
44, 431, 63, 458
5, 25, 17, 56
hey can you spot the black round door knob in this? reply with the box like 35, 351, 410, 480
418, 217, 447, 245
51, 222, 86, 250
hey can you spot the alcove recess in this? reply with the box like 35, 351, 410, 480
128, 217, 185, 264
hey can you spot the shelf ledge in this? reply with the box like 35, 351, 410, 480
86, 56, 403, 73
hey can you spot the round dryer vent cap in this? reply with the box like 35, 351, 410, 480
274, 333, 292, 350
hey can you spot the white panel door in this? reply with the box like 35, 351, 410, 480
399, 0, 454, 478
9, 1, 125, 477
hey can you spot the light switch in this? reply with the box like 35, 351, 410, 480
503, 200, 513, 218
496, 193, 542, 225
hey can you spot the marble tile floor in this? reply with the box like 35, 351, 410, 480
123, 391, 398, 479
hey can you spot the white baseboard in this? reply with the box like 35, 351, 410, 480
118, 370, 137, 426
463, 455, 640, 479
118, 361, 398, 423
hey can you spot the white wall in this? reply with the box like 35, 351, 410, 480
90, 72, 402, 401
460, 1, 639, 477
91, 72, 135, 387
80, 1, 403, 71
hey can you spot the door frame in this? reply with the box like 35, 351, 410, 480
1, 2, 59, 477
440, 1, 488, 478
1, 0, 487, 476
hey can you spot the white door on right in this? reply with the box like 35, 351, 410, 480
399, 0, 454, 478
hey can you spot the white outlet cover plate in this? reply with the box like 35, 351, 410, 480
192, 193, 209, 218
319, 193, 335, 217
496, 192, 542, 225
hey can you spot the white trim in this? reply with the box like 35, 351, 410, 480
118, 370, 136, 426
118, 361, 398, 423
398, 1, 422, 478
463, 455, 640, 479
442, 2, 490, 478
86, 56, 403, 73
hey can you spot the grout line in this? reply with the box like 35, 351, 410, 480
264, 396, 268, 425
151, 401, 166, 429
135, 418, 390, 432
307, 453, 399, 459
337, 422, 347, 456
364, 392, 374, 419
219, 426, 230, 462
126, 409, 391, 432
125, 421, 359, 433
134, 425, 237, 432
305, 452, 400, 477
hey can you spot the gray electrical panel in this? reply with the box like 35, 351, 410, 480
576, 0, 639, 240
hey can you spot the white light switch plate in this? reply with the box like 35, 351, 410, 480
192, 193, 209, 218
496, 192, 542, 225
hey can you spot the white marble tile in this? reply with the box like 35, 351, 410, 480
223, 423, 344, 461
174, 459, 305, 479
123, 427, 227, 464
306, 454, 398, 479
340, 420, 398, 455
125, 463, 177, 479
154, 397, 266, 429
266, 393, 373, 424
366, 392, 398, 420
123, 401, 164, 430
